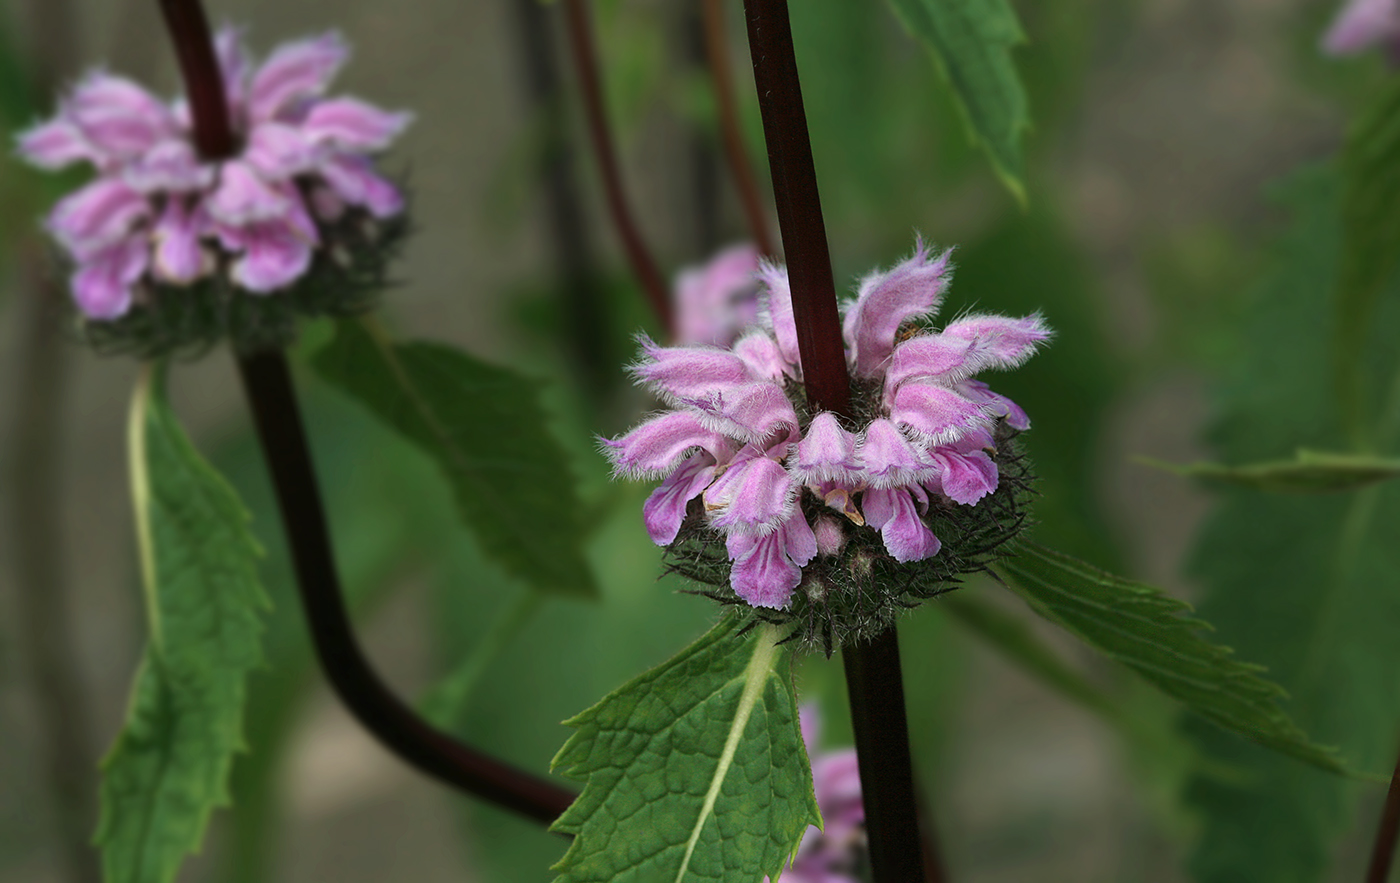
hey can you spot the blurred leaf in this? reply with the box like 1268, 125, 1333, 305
312, 318, 598, 599
994, 544, 1343, 774
885, 0, 1029, 201
1183, 168, 1400, 883
550, 616, 818, 883
96, 365, 268, 883
1336, 80, 1400, 442
1142, 449, 1400, 494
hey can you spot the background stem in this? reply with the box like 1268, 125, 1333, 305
234, 350, 577, 824
560, 0, 674, 331
1365, 739, 1400, 883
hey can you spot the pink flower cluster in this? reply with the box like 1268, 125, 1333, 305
673, 241, 762, 347
1323, 0, 1400, 60
16, 27, 411, 319
605, 241, 1050, 609
766, 707, 864, 883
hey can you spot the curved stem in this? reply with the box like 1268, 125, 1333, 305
235, 350, 577, 824
559, 0, 674, 331
1366, 740, 1400, 883
701, 0, 775, 259
155, 0, 235, 160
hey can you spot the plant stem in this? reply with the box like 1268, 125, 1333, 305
155, 0, 235, 160
701, 0, 775, 259
559, 0, 673, 332
740, 1, 929, 879
1366, 740, 1400, 883
234, 349, 577, 824
739, 0, 848, 417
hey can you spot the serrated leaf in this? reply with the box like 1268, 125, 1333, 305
96, 365, 268, 883
1183, 167, 1400, 883
994, 543, 1343, 774
1141, 449, 1400, 494
312, 318, 597, 599
885, 0, 1030, 201
1336, 81, 1400, 441
550, 616, 819, 883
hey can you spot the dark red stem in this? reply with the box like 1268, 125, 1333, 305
742, 1, 931, 879
1365, 743, 1400, 883
235, 351, 577, 824
156, 0, 236, 160
701, 0, 775, 259
740, 0, 848, 416
560, 0, 674, 332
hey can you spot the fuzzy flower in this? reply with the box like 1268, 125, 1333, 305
673, 241, 762, 347
16, 26, 411, 320
1322, 0, 1400, 60
605, 238, 1050, 620
765, 707, 864, 883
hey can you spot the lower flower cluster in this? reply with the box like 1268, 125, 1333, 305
606, 242, 1048, 650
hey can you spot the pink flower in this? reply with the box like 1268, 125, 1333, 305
1322, 0, 1400, 60
673, 242, 762, 346
16, 27, 412, 319
605, 238, 1050, 609
764, 707, 865, 883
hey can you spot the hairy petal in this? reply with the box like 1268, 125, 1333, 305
958, 379, 1030, 430
244, 121, 320, 180
72, 238, 148, 319
208, 160, 291, 225
889, 381, 991, 444
302, 97, 413, 152
16, 118, 96, 169
705, 452, 795, 534
226, 220, 312, 292
248, 31, 349, 121
631, 338, 753, 401
758, 260, 801, 371
123, 139, 215, 193
726, 529, 801, 609
674, 241, 760, 346
884, 334, 984, 392
65, 73, 175, 158
859, 418, 936, 489
48, 177, 150, 258
843, 242, 952, 378
938, 312, 1052, 370
642, 455, 717, 546
861, 486, 940, 562
688, 380, 798, 443
792, 412, 861, 484
151, 198, 207, 284
215, 25, 250, 119
733, 332, 787, 382
602, 411, 733, 478
319, 154, 403, 218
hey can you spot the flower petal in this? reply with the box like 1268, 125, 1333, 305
687, 380, 799, 444
727, 530, 801, 609
733, 332, 787, 381
66, 73, 175, 158
843, 241, 953, 378
48, 177, 150, 258
861, 487, 940, 562
225, 220, 313, 292
215, 25, 250, 119
123, 139, 215, 193
884, 334, 984, 393
929, 441, 999, 505
859, 418, 936, 489
792, 412, 861, 484
630, 337, 753, 401
319, 153, 403, 217
889, 380, 990, 444
302, 97, 413, 152
248, 31, 349, 121
602, 411, 734, 478
958, 379, 1030, 430
151, 198, 208, 284
674, 241, 760, 346
1322, 0, 1400, 55
642, 455, 717, 546
705, 452, 795, 533
208, 160, 291, 225
16, 118, 96, 169
71, 238, 148, 319
244, 121, 321, 179
938, 312, 1052, 370
758, 260, 801, 372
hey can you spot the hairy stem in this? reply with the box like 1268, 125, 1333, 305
155, 0, 235, 160
701, 0, 775, 259
560, 0, 674, 331
741, 0, 929, 879
235, 350, 577, 823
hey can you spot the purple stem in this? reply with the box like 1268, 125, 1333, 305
155, 0, 577, 825
740, 0, 931, 879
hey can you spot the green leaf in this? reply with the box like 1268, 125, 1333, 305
1336, 80, 1400, 442
96, 365, 269, 883
994, 543, 1342, 774
885, 0, 1030, 201
312, 318, 598, 599
550, 616, 819, 883
1183, 167, 1400, 883
1140, 449, 1400, 493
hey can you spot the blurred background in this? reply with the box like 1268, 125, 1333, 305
0, 0, 1384, 880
